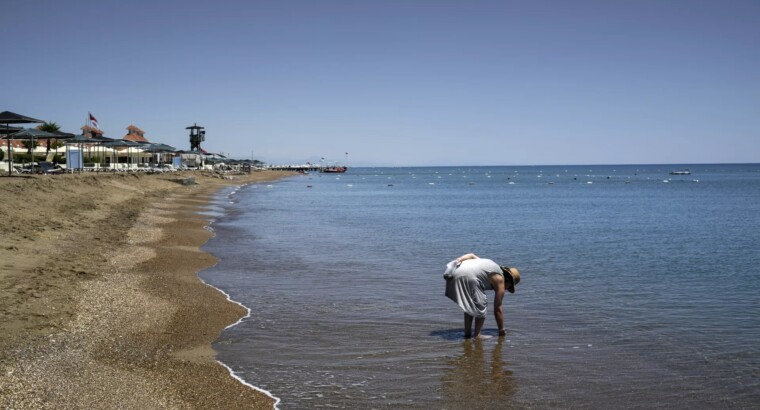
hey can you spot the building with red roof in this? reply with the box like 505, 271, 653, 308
81, 125, 104, 139
123, 125, 148, 143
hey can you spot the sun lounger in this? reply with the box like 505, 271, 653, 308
39, 161, 64, 174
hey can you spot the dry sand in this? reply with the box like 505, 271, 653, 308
0, 170, 293, 409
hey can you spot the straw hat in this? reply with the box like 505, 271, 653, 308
500, 266, 521, 293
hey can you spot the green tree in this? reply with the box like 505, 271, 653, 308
22, 140, 38, 159
50, 139, 65, 150
38, 122, 61, 155
37, 122, 60, 133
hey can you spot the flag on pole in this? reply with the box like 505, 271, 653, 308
89, 112, 99, 129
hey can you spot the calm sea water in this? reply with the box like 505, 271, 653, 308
200, 164, 760, 409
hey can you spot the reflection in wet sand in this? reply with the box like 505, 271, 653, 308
441, 338, 517, 409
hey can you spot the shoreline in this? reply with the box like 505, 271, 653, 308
193, 237, 282, 407
0, 171, 293, 408
193, 180, 283, 408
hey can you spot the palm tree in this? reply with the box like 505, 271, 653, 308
37, 122, 61, 155
37, 121, 60, 132
22, 139, 38, 159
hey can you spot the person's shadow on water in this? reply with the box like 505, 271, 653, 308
436, 335, 517, 408
429, 328, 502, 341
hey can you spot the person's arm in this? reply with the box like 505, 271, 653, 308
455, 253, 479, 266
491, 275, 507, 336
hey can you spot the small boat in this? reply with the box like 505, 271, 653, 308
669, 169, 691, 175
321, 166, 347, 173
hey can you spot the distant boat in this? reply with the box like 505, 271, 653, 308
669, 169, 691, 175
321, 166, 347, 173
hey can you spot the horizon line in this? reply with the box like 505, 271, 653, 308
259, 161, 760, 168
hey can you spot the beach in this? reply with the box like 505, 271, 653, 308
0, 170, 292, 408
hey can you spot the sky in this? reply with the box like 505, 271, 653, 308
2, 0, 758, 166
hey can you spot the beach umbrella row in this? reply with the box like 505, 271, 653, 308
2, 132, 181, 174
0, 111, 44, 176
1, 111, 191, 174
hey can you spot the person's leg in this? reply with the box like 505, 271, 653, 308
473, 316, 486, 338
464, 313, 474, 338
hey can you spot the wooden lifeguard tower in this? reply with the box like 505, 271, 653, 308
186, 123, 205, 151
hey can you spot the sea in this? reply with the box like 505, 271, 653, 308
198, 164, 760, 409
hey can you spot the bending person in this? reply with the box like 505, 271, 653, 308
443, 253, 520, 339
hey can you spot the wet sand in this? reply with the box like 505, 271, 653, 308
0, 170, 292, 408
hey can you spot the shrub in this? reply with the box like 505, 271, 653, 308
13, 153, 30, 162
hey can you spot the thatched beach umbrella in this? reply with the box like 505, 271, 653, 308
0, 111, 44, 176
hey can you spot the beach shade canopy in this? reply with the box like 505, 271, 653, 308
2, 129, 60, 173
0, 125, 23, 136
2, 112, 46, 175
141, 142, 176, 153
88, 135, 115, 143
99, 139, 141, 148
0, 111, 44, 125
1, 128, 58, 140
64, 134, 114, 144
49, 130, 76, 139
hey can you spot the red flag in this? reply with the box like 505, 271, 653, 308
89, 112, 98, 129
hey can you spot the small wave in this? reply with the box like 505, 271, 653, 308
198, 277, 281, 408
216, 360, 282, 410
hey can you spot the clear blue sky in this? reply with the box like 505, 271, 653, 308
3, 0, 758, 166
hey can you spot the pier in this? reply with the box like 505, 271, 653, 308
265, 164, 325, 172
